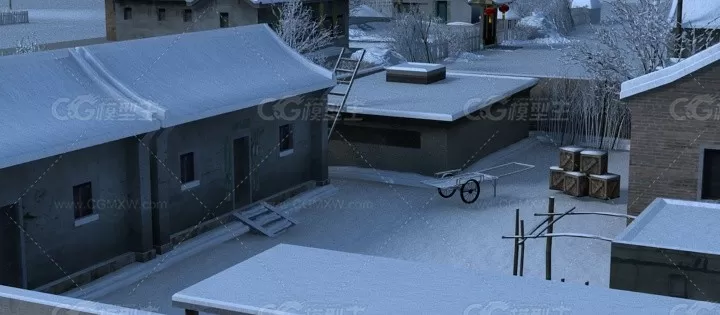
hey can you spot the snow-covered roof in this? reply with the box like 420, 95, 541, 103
328, 71, 538, 121
619, 41, 720, 99
616, 198, 720, 255
668, 0, 720, 29
173, 244, 720, 314
571, 0, 601, 9
0, 24, 334, 170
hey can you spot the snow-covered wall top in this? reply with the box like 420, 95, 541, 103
0, 24, 335, 170
615, 198, 720, 255
620, 42, 720, 99
668, 0, 720, 29
571, 0, 601, 9
173, 244, 720, 314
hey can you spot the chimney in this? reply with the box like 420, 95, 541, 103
105, 0, 117, 41
385, 62, 446, 84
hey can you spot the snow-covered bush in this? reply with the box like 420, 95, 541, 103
351, 47, 406, 67
272, 0, 336, 64
514, 0, 574, 35
15, 35, 39, 55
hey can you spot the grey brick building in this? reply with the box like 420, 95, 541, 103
0, 24, 334, 292
611, 198, 720, 302
328, 66, 538, 175
619, 42, 720, 217
105, 0, 349, 48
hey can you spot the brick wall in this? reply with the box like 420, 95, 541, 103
627, 61, 720, 216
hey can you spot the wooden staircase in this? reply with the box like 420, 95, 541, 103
232, 202, 296, 237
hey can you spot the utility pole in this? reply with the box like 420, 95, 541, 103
675, 0, 684, 57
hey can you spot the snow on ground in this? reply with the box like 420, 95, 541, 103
92, 137, 630, 314
0, 8, 104, 49
445, 51, 485, 63
350, 4, 386, 18
352, 47, 406, 66
349, 22, 392, 42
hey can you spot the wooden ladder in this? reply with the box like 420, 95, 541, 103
328, 48, 365, 140
232, 202, 296, 237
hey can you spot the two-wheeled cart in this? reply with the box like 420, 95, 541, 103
421, 162, 535, 204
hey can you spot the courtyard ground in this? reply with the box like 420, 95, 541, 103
87, 136, 631, 314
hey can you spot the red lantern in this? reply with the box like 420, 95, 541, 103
484, 7, 496, 16
499, 3, 509, 13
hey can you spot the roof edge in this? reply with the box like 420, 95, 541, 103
259, 24, 334, 80
620, 42, 720, 99
614, 198, 667, 242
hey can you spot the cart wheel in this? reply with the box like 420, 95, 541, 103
438, 187, 456, 198
460, 179, 480, 204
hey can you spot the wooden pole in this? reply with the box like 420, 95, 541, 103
676, 0, 684, 56
546, 197, 554, 281
519, 220, 525, 277
512, 208, 519, 276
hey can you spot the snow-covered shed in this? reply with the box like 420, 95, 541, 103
0, 24, 335, 293
619, 42, 720, 216
173, 243, 720, 314
611, 198, 720, 302
327, 64, 538, 175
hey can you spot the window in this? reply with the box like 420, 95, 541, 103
279, 124, 294, 155
183, 9, 192, 22
668, 274, 687, 298
701, 149, 720, 199
157, 8, 166, 21
73, 182, 93, 219
395, 3, 419, 13
435, 1, 447, 22
180, 152, 196, 184
330, 125, 422, 148
123, 7, 132, 20
219, 12, 229, 27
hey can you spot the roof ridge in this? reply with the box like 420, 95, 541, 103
68, 47, 166, 121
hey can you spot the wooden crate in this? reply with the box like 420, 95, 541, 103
563, 171, 589, 197
580, 150, 608, 175
549, 166, 564, 190
589, 173, 620, 200
559, 146, 584, 171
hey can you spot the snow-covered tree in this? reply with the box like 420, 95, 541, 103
272, 0, 336, 63
387, 7, 467, 62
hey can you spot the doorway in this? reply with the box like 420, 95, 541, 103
233, 137, 252, 209
483, 11, 497, 46
0, 203, 23, 287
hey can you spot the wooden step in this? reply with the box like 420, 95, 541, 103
232, 201, 296, 237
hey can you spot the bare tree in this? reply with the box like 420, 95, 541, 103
273, 0, 336, 63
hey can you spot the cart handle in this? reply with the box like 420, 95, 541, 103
434, 169, 462, 178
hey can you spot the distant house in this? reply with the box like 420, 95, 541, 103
328, 63, 538, 176
619, 42, 720, 217
104, 0, 349, 47
668, 0, 720, 55
0, 24, 334, 293
611, 198, 720, 302
571, 0, 600, 25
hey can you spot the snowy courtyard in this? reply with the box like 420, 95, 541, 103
88, 137, 630, 314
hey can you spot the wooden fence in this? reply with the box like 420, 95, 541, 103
0, 10, 29, 25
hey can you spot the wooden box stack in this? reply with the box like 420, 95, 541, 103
550, 147, 621, 200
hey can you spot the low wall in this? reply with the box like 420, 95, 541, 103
0, 285, 164, 314
0, 11, 29, 25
